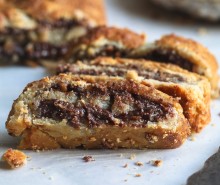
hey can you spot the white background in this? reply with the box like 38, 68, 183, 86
0, 0, 220, 184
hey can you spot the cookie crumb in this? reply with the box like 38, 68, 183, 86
123, 163, 128, 168
129, 154, 136, 160
135, 161, 143, 166
82, 155, 95, 162
189, 135, 196, 141
135, 173, 142, 177
1, 148, 27, 169
152, 160, 163, 167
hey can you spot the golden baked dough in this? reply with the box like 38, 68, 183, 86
0, 0, 106, 65
57, 57, 211, 132
65, 26, 146, 62
6, 74, 190, 150
0, 0, 106, 27
131, 34, 219, 97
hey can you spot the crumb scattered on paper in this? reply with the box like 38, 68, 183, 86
135, 173, 142, 177
135, 161, 143, 166
129, 154, 136, 160
123, 163, 128, 168
189, 134, 196, 141
152, 160, 163, 167
1, 148, 27, 169
82, 155, 95, 162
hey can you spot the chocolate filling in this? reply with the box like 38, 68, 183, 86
36, 84, 174, 128
139, 49, 194, 71
0, 42, 68, 64
27, 42, 69, 60
37, 18, 87, 29
72, 45, 128, 61
57, 64, 186, 83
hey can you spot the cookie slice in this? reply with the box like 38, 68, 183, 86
57, 57, 211, 132
0, 0, 106, 65
6, 74, 189, 150
65, 26, 146, 62
131, 34, 219, 97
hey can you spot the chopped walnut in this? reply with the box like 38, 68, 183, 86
145, 133, 158, 143
2, 149, 27, 168
152, 160, 163, 167
82, 155, 95, 162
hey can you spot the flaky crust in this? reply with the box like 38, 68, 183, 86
74, 26, 146, 49
6, 74, 190, 150
58, 57, 211, 132
0, 0, 106, 28
154, 34, 219, 97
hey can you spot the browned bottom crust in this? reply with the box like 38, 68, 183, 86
19, 124, 189, 150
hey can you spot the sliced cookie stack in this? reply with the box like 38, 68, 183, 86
3, 2, 219, 150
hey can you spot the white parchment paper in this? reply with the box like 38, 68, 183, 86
0, 1, 220, 184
